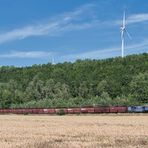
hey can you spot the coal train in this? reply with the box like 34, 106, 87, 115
0, 106, 148, 114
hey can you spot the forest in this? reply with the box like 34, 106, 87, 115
0, 53, 147, 108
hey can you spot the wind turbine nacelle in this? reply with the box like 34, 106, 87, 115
120, 26, 125, 31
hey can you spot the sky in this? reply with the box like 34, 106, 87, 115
0, 0, 148, 66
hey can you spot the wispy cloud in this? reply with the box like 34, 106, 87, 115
127, 13, 148, 24
0, 4, 98, 44
0, 39, 147, 60
62, 40, 148, 61
0, 51, 52, 58
115, 13, 148, 26
1, 2, 148, 45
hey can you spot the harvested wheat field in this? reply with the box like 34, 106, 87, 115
0, 114, 148, 148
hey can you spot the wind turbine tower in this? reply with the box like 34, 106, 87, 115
120, 11, 131, 58
52, 56, 55, 65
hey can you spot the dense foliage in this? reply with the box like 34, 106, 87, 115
0, 53, 148, 108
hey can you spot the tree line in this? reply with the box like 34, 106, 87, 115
0, 53, 147, 108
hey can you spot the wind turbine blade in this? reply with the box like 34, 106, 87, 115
123, 11, 126, 28
125, 29, 132, 40
121, 31, 124, 39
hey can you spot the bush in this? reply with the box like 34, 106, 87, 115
56, 109, 66, 115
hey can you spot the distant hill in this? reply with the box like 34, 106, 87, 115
0, 53, 148, 108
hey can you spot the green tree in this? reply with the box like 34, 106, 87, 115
53, 82, 70, 99
1, 89, 12, 108
99, 92, 112, 106
130, 72, 148, 103
43, 79, 55, 99
25, 75, 44, 101
97, 80, 108, 96
78, 81, 89, 98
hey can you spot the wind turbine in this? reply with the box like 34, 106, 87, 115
52, 55, 55, 65
120, 11, 132, 58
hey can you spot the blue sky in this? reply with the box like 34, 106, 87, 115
0, 0, 148, 66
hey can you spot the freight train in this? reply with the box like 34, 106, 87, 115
0, 106, 148, 114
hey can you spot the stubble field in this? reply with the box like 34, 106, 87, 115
0, 114, 148, 148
